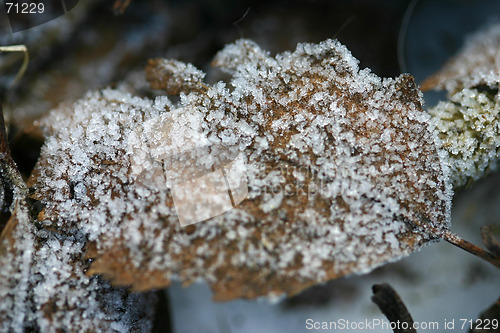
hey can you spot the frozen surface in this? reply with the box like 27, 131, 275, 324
0, 203, 157, 332
422, 23, 500, 93
430, 88, 500, 188
423, 22, 500, 189
30, 38, 452, 301
168, 169, 500, 332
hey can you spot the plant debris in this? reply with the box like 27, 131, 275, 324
422, 23, 500, 189
371, 283, 416, 333
28, 39, 452, 302
421, 23, 500, 94
0, 102, 158, 332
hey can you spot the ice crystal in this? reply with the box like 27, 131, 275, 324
28, 39, 452, 301
423, 22, 500, 188
0, 202, 157, 333
430, 89, 500, 188
421, 23, 500, 93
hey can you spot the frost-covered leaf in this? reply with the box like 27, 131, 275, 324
30, 39, 452, 301
0, 209, 158, 333
422, 23, 500, 188
421, 23, 500, 93
1, 107, 157, 332
429, 88, 500, 188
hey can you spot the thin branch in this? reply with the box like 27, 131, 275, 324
0, 45, 29, 89
372, 283, 417, 333
442, 230, 500, 269
405, 217, 500, 270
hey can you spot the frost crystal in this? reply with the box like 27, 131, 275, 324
423, 22, 500, 188
422, 23, 500, 93
430, 89, 500, 188
29, 39, 452, 301
0, 202, 157, 332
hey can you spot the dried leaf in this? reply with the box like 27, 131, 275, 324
0, 202, 158, 332
30, 39, 452, 300
1, 108, 157, 332
424, 23, 500, 188
145, 58, 207, 95
421, 23, 500, 93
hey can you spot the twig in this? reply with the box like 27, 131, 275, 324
0, 104, 27, 224
405, 217, 500, 269
371, 283, 417, 333
442, 230, 500, 269
0, 45, 29, 89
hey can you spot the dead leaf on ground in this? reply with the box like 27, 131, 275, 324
30, 39, 452, 301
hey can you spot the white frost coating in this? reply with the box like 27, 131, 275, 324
0, 92, 158, 332
424, 22, 500, 189
425, 22, 500, 93
0, 207, 33, 332
0, 204, 157, 332
30, 39, 452, 302
430, 88, 500, 188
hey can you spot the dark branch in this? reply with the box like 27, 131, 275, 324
0, 103, 27, 231
372, 283, 417, 333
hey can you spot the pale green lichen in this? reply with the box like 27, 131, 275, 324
430, 87, 500, 189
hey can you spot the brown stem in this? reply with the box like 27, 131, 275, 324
442, 230, 500, 269
406, 217, 500, 269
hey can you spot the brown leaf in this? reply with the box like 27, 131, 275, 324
145, 58, 208, 95
421, 23, 500, 93
30, 39, 452, 300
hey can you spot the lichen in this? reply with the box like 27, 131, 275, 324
430, 88, 500, 188
423, 22, 500, 189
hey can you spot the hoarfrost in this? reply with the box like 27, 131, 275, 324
423, 22, 500, 188
0, 201, 157, 332
29, 39, 452, 301
422, 22, 500, 93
